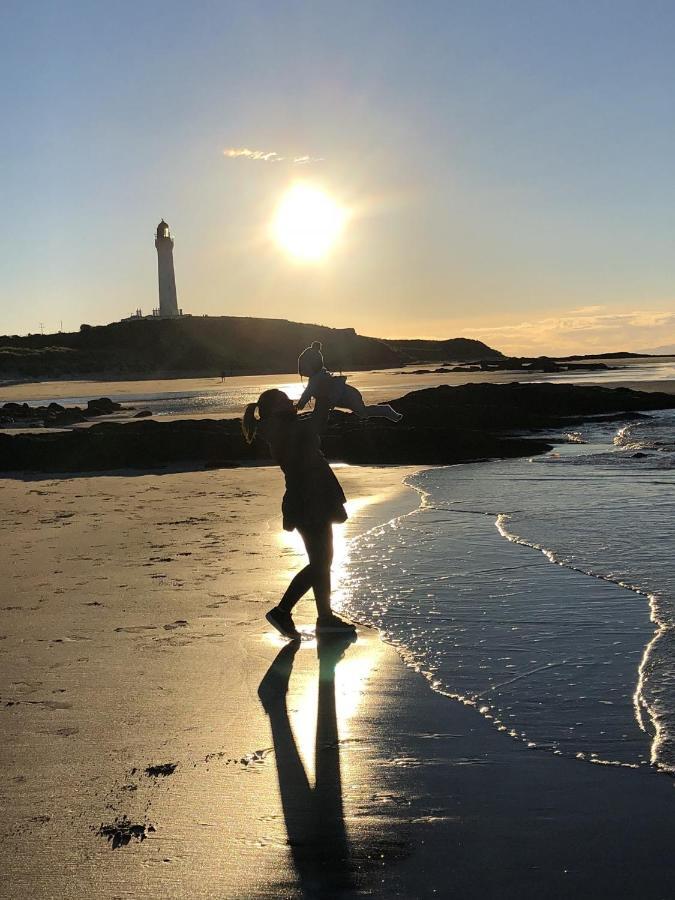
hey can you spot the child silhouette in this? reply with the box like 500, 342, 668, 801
296, 341, 402, 422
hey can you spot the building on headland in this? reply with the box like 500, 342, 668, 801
122, 220, 184, 321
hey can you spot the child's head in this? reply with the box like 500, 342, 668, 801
298, 341, 324, 378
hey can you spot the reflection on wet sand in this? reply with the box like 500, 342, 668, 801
258, 635, 358, 897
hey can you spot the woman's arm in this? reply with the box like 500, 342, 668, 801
310, 396, 332, 433
296, 380, 314, 411
297, 395, 331, 435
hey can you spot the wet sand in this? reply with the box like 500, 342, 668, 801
3, 464, 675, 898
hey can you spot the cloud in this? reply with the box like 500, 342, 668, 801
468, 309, 675, 355
568, 304, 607, 315
223, 147, 323, 164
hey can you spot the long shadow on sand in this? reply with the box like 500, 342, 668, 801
258, 635, 356, 898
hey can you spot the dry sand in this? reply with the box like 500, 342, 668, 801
3, 463, 675, 898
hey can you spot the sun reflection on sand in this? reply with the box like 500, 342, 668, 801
280, 633, 382, 781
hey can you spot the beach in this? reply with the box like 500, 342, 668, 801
3, 436, 675, 898
6, 2, 675, 894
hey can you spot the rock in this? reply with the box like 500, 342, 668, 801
565, 362, 609, 371
2, 402, 28, 418
1, 397, 121, 427
86, 397, 122, 416
43, 409, 88, 428
133, 410, 152, 418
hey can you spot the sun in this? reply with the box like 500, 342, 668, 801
271, 183, 348, 262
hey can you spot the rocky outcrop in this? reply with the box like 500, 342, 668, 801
0, 397, 123, 428
0, 416, 551, 473
473, 356, 609, 373
388, 382, 675, 430
0, 383, 672, 475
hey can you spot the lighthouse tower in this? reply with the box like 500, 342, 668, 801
154, 220, 180, 317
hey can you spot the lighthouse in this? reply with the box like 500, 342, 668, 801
154, 220, 181, 317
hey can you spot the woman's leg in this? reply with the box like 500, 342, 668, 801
277, 523, 333, 614
298, 523, 334, 619
277, 564, 313, 613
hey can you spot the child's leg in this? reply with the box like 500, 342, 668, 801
364, 403, 402, 422
339, 384, 367, 416
340, 385, 402, 422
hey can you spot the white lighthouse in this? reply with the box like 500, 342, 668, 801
154, 220, 181, 317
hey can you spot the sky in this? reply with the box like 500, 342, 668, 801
2, 0, 675, 355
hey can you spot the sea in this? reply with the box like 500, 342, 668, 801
343, 409, 675, 774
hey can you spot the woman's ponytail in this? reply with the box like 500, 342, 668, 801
242, 402, 259, 444
243, 388, 290, 444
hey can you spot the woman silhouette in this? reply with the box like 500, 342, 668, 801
242, 389, 356, 639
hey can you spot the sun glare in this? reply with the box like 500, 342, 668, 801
272, 183, 348, 262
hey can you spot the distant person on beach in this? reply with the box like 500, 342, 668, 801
296, 341, 403, 422
242, 388, 357, 640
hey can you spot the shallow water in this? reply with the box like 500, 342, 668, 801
4, 356, 674, 415
343, 410, 675, 772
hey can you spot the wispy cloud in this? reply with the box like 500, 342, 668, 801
568, 304, 607, 315
223, 147, 323, 164
468, 309, 675, 355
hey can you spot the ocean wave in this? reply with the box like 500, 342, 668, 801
614, 418, 675, 453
